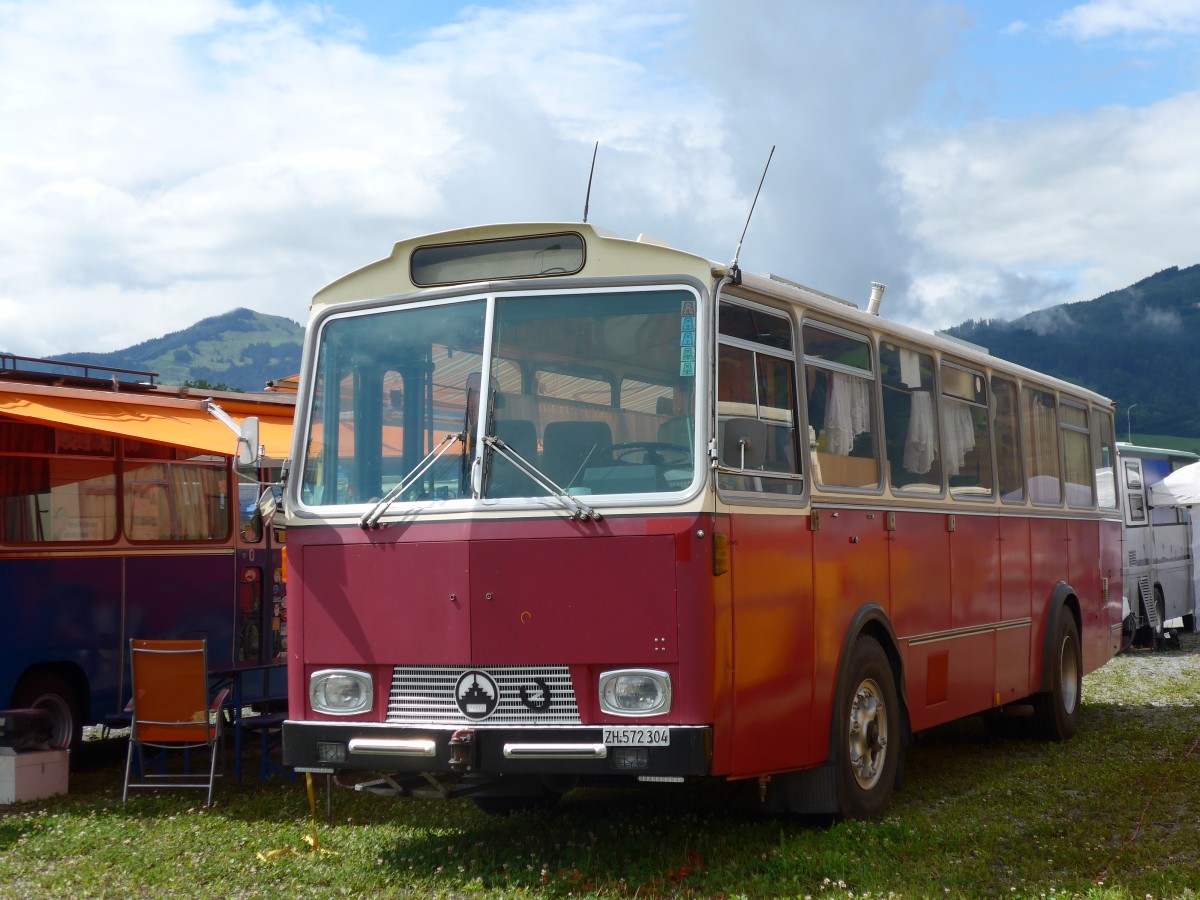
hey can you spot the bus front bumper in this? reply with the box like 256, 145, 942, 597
282, 721, 712, 778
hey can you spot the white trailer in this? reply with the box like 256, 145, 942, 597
1118, 442, 1199, 647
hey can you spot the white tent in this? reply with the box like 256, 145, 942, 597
1150, 460, 1200, 507
1149, 460, 1200, 632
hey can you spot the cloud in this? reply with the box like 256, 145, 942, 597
1052, 0, 1200, 39
886, 87, 1200, 328
0, 0, 735, 355
1, 0, 1199, 362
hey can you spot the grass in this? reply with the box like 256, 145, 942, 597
4, 639, 1200, 899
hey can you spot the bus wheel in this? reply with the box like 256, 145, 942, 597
11, 671, 83, 753
835, 635, 900, 820
1032, 612, 1081, 741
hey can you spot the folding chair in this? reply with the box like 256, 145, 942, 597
122, 639, 229, 808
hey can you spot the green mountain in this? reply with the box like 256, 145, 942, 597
57, 308, 303, 392
945, 264, 1200, 443
30, 264, 1200, 440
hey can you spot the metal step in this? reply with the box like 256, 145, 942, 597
1139, 575, 1162, 632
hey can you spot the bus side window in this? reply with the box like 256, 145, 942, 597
0, 421, 117, 544
941, 363, 994, 501
1092, 406, 1118, 510
123, 455, 230, 542
1021, 386, 1062, 505
993, 376, 1024, 503
803, 322, 879, 490
1124, 461, 1146, 523
880, 342, 942, 495
716, 300, 802, 496
1060, 401, 1095, 508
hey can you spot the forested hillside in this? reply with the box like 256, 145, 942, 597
946, 264, 1200, 440
56, 308, 303, 392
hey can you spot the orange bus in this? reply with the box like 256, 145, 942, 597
279, 223, 1122, 818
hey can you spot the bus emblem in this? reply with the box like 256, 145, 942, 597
519, 678, 552, 711
455, 670, 499, 720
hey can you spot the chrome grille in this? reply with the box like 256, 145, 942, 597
387, 665, 581, 725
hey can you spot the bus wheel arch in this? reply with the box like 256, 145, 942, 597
10, 665, 88, 753
830, 607, 909, 819
1032, 586, 1082, 742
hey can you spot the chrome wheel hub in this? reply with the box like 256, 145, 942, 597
848, 678, 888, 790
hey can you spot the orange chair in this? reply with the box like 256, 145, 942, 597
121, 639, 229, 807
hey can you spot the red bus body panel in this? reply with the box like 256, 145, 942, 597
288, 500, 1121, 782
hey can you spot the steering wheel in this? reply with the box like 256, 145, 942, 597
609, 442, 692, 468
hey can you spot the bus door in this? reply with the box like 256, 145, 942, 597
234, 478, 287, 706
235, 480, 286, 666
1121, 459, 1159, 633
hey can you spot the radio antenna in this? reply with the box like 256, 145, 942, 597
582, 141, 599, 223
729, 144, 775, 282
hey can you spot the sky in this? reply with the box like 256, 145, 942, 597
3, 0, 1200, 358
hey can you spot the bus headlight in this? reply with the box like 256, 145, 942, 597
598, 669, 671, 717
309, 669, 373, 715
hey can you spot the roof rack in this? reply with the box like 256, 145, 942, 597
0, 353, 159, 391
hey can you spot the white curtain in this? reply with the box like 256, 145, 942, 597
942, 399, 976, 476
827, 373, 871, 456
903, 391, 936, 474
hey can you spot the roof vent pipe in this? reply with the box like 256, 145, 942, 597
867, 282, 886, 316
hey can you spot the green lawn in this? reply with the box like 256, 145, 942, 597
3, 639, 1200, 899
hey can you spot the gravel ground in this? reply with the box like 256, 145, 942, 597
1084, 626, 1200, 707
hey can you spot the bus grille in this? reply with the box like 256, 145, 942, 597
387, 665, 581, 725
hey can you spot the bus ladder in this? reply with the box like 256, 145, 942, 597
1137, 575, 1162, 632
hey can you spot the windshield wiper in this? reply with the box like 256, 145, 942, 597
482, 434, 602, 521
360, 431, 463, 529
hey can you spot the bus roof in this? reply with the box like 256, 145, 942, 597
1117, 442, 1200, 460
311, 221, 1114, 408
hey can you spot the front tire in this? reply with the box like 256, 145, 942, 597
1032, 612, 1081, 741
834, 635, 901, 820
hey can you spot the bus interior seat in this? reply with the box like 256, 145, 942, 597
543, 420, 612, 487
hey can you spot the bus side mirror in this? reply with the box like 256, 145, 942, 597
257, 486, 279, 525
722, 418, 767, 470
238, 417, 260, 467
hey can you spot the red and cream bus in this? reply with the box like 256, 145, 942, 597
279, 223, 1123, 819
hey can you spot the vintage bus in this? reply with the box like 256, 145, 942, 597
278, 223, 1123, 819
1117, 442, 1199, 646
0, 357, 293, 751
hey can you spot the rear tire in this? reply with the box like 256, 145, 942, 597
834, 635, 901, 820
1031, 612, 1081, 741
11, 670, 83, 752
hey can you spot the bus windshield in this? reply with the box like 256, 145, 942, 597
299, 288, 699, 508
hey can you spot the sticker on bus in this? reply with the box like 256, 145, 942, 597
602, 727, 670, 747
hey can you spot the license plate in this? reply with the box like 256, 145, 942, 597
602, 727, 670, 747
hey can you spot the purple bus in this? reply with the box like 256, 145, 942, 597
0, 357, 293, 750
